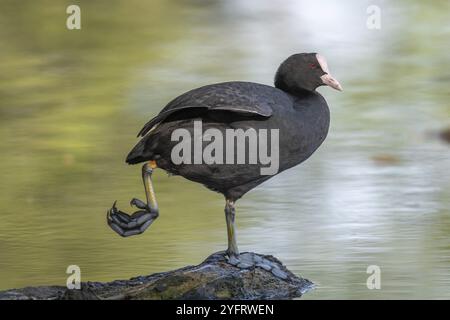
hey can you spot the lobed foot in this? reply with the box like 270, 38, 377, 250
226, 254, 241, 266
107, 199, 159, 237
225, 252, 289, 279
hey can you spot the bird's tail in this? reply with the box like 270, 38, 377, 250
126, 139, 149, 164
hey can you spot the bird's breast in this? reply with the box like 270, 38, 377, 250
273, 94, 330, 171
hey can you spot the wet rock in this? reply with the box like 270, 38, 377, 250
0, 252, 314, 300
0, 286, 66, 300
439, 127, 450, 144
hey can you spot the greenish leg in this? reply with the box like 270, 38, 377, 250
225, 199, 239, 259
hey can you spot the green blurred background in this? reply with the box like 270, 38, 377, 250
0, 0, 449, 299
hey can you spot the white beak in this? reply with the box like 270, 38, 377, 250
320, 73, 343, 91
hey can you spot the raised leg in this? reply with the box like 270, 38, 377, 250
225, 199, 239, 262
107, 162, 159, 237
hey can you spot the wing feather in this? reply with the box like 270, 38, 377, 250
137, 82, 275, 137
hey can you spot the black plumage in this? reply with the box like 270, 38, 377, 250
108, 52, 342, 258
126, 53, 340, 201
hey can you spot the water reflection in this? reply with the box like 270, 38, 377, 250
0, 0, 449, 299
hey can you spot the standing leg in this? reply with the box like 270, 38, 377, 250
225, 199, 240, 261
107, 161, 159, 237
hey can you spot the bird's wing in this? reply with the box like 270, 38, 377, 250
137, 82, 274, 137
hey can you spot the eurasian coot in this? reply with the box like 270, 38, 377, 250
107, 53, 342, 261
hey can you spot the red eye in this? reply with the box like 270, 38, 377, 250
309, 63, 317, 69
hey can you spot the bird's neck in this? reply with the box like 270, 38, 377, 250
275, 84, 316, 97
274, 76, 316, 97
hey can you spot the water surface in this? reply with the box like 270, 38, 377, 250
0, 0, 449, 299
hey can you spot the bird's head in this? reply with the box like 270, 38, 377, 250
274, 53, 342, 94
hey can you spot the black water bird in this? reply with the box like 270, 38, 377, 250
107, 53, 342, 261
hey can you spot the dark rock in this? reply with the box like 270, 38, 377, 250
439, 127, 450, 144
0, 252, 314, 300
